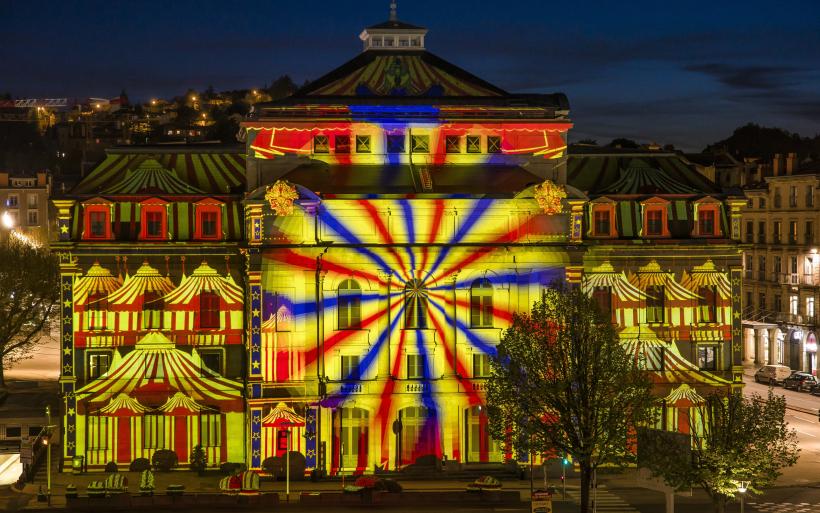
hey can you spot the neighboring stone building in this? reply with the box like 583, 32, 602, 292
0, 170, 51, 244
742, 154, 820, 374
53, 9, 743, 473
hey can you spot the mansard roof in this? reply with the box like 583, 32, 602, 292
70, 146, 246, 196
567, 149, 721, 196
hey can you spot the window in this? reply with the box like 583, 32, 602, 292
759, 198, 766, 208
27, 210, 38, 225
487, 136, 502, 154
398, 37, 410, 47
313, 135, 329, 153
646, 285, 665, 323
87, 352, 111, 379
790, 295, 798, 315
789, 221, 798, 244
142, 291, 163, 329
789, 186, 797, 207
27, 194, 37, 208
87, 209, 109, 239
341, 355, 360, 380
200, 211, 218, 238
807, 221, 814, 245
774, 189, 781, 208
200, 350, 223, 375
87, 293, 107, 330
645, 209, 665, 236
272, 292, 293, 332
698, 209, 716, 236
384, 37, 394, 47
470, 278, 493, 328
404, 279, 428, 329
371, 37, 382, 47
774, 294, 782, 313
445, 135, 460, 153
593, 286, 612, 319
745, 221, 753, 243
141, 205, 166, 240
88, 416, 108, 449
411, 135, 429, 153
28, 426, 42, 438
744, 254, 753, 279
338, 279, 362, 329
698, 286, 717, 323
774, 256, 782, 280
473, 353, 490, 378
410, 36, 421, 47
808, 297, 815, 318
407, 354, 425, 379
758, 256, 766, 281
6, 194, 18, 208
143, 414, 165, 449
808, 186, 815, 208
466, 135, 481, 153
335, 135, 350, 154
697, 346, 717, 371
355, 135, 371, 153
199, 414, 221, 447
199, 291, 220, 329
593, 209, 612, 236
746, 291, 753, 310
773, 221, 782, 243
758, 221, 766, 243
759, 293, 766, 311
386, 134, 405, 153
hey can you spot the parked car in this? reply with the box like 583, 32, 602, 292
754, 364, 792, 385
783, 372, 818, 391
798, 374, 819, 392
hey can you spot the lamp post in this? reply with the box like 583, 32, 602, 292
44, 405, 52, 505
737, 480, 750, 513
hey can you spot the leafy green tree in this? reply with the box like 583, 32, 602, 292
0, 239, 59, 388
486, 286, 656, 513
639, 391, 799, 513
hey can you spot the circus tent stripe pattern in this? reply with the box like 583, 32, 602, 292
164, 262, 243, 305
108, 262, 174, 306
73, 262, 122, 305
76, 332, 243, 409
96, 393, 151, 416
681, 259, 732, 299
100, 159, 207, 195
582, 262, 647, 302
629, 260, 701, 301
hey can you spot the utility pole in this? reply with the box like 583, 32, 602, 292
45, 405, 52, 506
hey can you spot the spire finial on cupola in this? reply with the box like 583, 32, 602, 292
389, 0, 398, 21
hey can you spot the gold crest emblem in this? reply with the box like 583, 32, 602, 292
533, 180, 567, 215
265, 180, 299, 216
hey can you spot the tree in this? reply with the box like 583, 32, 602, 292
486, 286, 656, 513
639, 391, 799, 513
607, 138, 640, 149
0, 238, 59, 388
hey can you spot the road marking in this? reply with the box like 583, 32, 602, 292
796, 429, 817, 438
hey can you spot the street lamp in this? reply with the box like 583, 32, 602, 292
1, 211, 14, 229
737, 480, 750, 513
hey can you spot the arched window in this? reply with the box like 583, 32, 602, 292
404, 279, 428, 329
338, 279, 362, 329
470, 278, 493, 328
142, 291, 164, 330
200, 290, 220, 329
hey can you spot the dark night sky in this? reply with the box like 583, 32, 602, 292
1, 0, 818, 150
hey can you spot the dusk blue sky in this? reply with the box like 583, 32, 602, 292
2, 0, 818, 150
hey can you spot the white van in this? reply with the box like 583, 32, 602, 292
754, 364, 792, 385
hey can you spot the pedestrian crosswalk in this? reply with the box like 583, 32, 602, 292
748, 502, 820, 513
566, 485, 640, 513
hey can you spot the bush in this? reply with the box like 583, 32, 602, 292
104, 461, 118, 473
219, 462, 246, 475
261, 457, 284, 477
129, 458, 151, 472
151, 450, 178, 472
261, 452, 305, 480
190, 445, 207, 474
287, 451, 306, 480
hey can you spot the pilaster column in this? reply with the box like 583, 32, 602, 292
567, 199, 586, 244
730, 267, 743, 383
768, 327, 779, 364
754, 329, 766, 365
52, 199, 76, 242
727, 198, 747, 241
58, 252, 79, 460
378, 270, 393, 378
447, 272, 460, 377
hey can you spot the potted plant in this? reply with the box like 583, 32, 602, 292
190, 444, 207, 475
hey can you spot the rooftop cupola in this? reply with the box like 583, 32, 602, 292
359, 1, 428, 51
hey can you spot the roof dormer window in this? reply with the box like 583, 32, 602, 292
641, 198, 670, 238
384, 37, 395, 47
371, 37, 383, 47
399, 37, 410, 47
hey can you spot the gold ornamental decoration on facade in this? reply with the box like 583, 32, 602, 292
265, 180, 299, 216
533, 179, 567, 215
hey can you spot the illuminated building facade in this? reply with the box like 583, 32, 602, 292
54, 11, 743, 472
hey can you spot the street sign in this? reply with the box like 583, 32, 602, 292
532, 491, 553, 513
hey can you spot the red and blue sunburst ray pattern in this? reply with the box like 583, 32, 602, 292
261, 198, 564, 470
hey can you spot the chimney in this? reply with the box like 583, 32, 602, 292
37, 171, 47, 187
786, 152, 797, 175
772, 153, 782, 177
0, 172, 7, 187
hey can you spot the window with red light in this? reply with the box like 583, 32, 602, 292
645, 208, 665, 236
593, 209, 611, 236
84, 206, 111, 239
199, 291, 220, 329
194, 203, 222, 240
140, 204, 167, 240
698, 210, 716, 236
